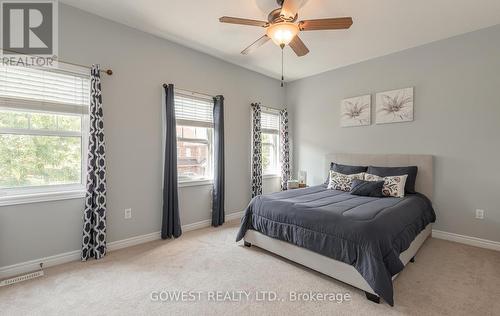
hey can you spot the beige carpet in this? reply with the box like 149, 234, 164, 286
1, 220, 499, 316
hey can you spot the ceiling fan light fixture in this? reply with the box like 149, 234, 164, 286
219, 5, 353, 57
266, 22, 299, 46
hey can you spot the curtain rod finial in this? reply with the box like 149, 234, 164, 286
163, 83, 168, 88
99, 69, 113, 75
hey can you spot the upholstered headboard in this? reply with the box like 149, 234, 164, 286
325, 153, 434, 200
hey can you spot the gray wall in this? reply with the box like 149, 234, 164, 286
286, 25, 500, 242
2, 5, 498, 269
0, 5, 284, 267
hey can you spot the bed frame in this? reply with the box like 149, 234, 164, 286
243, 153, 434, 304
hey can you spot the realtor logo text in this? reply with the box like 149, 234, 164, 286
1, 0, 58, 67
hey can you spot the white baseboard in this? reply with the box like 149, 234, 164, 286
432, 230, 500, 252
0, 210, 246, 280
225, 210, 245, 222
180, 210, 244, 232
107, 231, 161, 252
0, 250, 81, 280
182, 219, 211, 232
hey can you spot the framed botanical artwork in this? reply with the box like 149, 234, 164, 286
340, 94, 371, 127
376, 87, 414, 124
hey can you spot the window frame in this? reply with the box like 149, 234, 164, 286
261, 110, 281, 177
174, 90, 215, 186
176, 125, 214, 185
0, 65, 90, 206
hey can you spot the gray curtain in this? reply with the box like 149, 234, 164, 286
212, 95, 225, 227
251, 103, 262, 197
82, 64, 107, 261
279, 109, 290, 191
161, 84, 182, 239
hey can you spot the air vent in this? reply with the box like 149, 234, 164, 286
0, 270, 44, 287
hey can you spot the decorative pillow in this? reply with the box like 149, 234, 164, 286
364, 173, 408, 198
331, 162, 368, 174
367, 166, 418, 194
350, 179, 384, 197
324, 163, 368, 184
327, 171, 365, 192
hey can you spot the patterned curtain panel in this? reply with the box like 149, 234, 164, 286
251, 103, 262, 197
82, 64, 107, 261
279, 109, 290, 191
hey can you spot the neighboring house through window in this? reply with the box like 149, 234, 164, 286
261, 111, 280, 176
0, 65, 90, 204
174, 91, 214, 183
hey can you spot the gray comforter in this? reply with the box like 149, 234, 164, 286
236, 185, 436, 306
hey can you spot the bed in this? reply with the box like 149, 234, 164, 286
236, 153, 436, 306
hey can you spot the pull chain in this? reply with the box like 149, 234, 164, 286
280, 44, 285, 87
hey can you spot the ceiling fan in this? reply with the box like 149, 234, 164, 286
219, 0, 353, 57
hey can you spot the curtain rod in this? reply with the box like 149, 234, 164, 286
1, 48, 113, 75
61, 59, 113, 76
258, 104, 282, 112
162, 83, 215, 99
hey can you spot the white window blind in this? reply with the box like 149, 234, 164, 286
174, 91, 213, 128
0, 66, 90, 114
261, 111, 279, 134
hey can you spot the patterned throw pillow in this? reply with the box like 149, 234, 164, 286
327, 171, 365, 192
364, 173, 408, 198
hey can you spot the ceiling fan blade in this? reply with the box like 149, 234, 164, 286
241, 35, 270, 55
219, 16, 269, 27
280, 0, 300, 20
299, 17, 353, 31
289, 35, 309, 57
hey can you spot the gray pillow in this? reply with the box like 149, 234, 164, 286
331, 162, 368, 174
350, 179, 384, 197
324, 163, 368, 184
367, 166, 418, 194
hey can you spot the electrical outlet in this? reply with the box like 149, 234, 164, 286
475, 209, 484, 220
124, 208, 132, 219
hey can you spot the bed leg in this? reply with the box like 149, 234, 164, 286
365, 292, 380, 304
244, 241, 252, 247
410, 256, 415, 263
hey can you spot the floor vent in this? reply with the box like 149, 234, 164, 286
0, 270, 44, 287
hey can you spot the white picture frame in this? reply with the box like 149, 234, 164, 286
376, 87, 414, 124
340, 94, 371, 127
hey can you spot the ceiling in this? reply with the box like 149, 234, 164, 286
61, 0, 500, 81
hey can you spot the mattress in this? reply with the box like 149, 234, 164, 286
236, 185, 436, 305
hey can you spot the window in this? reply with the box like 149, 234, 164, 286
175, 91, 213, 183
261, 111, 280, 176
0, 65, 90, 202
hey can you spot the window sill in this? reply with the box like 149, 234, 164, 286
0, 189, 86, 207
178, 179, 213, 188
263, 174, 281, 179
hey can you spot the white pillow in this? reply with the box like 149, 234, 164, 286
364, 173, 408, 198
327, 171, 365, 192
